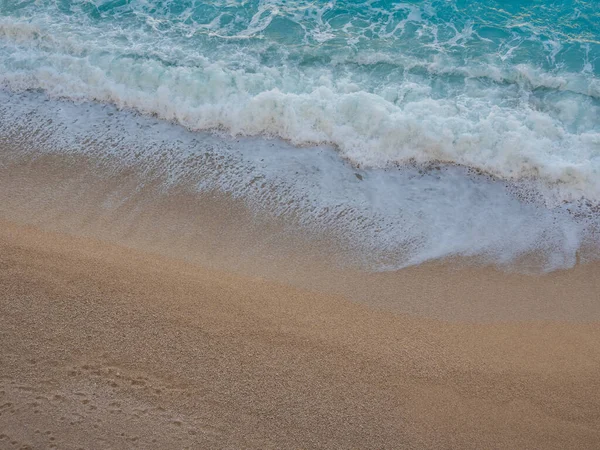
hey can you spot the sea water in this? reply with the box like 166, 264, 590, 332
0, 0, 599, 271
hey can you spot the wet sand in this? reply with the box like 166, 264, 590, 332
1, 219, 600, 449
2, 151, 600, 323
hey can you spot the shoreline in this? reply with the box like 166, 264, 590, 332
2, 89, 598, 276
1, 148, 600, 322
1, 218, 600, 448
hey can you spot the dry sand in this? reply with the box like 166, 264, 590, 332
2, 218, 600, 449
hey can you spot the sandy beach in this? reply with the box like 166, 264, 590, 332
2, 216, 600, 448
2, 1, 600, 447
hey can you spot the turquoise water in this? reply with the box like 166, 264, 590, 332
0, 1, 599, 270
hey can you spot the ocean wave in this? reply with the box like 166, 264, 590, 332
3, 18, 598, 100
2, 90, 598, 273
0, 1, 599, 205
0, 47, 598, 204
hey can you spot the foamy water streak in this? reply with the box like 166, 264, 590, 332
0, 1, 599, 202
1, 90, 599, 272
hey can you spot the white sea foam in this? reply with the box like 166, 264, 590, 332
1, 90, 598, 272
0, 43, 598, 204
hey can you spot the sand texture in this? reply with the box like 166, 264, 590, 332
1, 219, 600, 449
